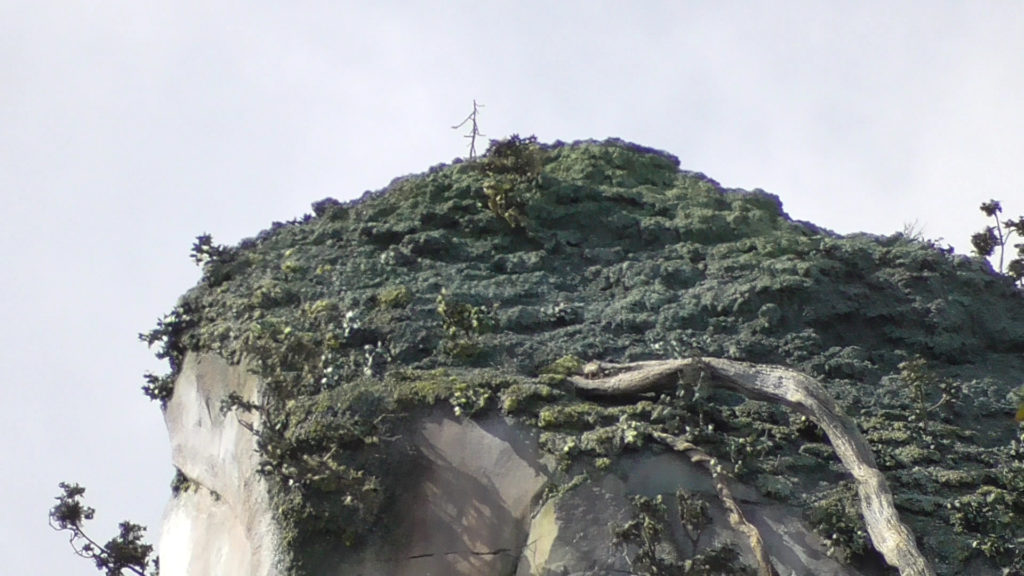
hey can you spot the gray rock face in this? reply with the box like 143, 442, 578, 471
160, 354, 280, 576
161, 353, 868, 576
517, 452, 864, 576
331, 411, 549, 575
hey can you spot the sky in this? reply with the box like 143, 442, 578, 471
3, 2, 1023, 573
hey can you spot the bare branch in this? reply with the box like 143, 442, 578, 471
569, 357, 936, 576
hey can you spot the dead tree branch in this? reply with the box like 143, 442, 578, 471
452, 100, 484, 159
568, 358, 935, 576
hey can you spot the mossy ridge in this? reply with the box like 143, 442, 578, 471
145, 138, 1024, 575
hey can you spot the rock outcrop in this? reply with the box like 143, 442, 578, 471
161, 354, 279, 576
148, 138, 1024, 575
161, 354, 878, 576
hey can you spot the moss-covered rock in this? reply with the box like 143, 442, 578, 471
149, 138, 1024, 575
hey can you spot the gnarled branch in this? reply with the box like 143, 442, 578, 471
568, 358, 935, 576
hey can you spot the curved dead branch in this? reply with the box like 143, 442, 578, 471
568, 358, 935, 576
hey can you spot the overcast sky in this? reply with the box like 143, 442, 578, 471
3, 2, 1023, 573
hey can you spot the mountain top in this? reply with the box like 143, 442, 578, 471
150, 137, 1024, 575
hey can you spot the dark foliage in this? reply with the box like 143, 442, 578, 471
49, 483, 158, 576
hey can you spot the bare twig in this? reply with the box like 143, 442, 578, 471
452, 100, 485, 159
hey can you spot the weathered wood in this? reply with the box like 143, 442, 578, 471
568, 358, 936, 576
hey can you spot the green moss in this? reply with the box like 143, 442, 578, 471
499, 382, 562, 414
932, 469, 989, 487
536, 402, 604, 430
539, 354, 583, 377
375, 285, 412, 309
891, 445, 942, 466
388, 368, 459, 407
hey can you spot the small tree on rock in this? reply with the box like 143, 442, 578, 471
49, 482, 158, 576
971, 199, 1024, 285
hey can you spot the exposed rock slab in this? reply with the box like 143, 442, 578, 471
160, 354, 869, 576
517, 452, 865, 576
160, 353, 280, 576
322, 411, 548, 575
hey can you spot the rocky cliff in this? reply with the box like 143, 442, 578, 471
148, 138, 1024, 575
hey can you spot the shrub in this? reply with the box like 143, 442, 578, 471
612, 491, 753, 575
435, 289, 494, 339
480, 134, 542, 228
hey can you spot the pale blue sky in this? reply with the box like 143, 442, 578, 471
3, 2, 1023, 573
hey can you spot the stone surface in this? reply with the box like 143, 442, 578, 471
325, 411, 549, 575
161, 353, 867, 576
517, 452, 865, 576
160, 353, 280, 576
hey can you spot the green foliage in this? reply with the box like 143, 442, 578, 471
972, 199, 1024, 284
138, 304, 195, 405
49, 483, 158, 576
612, 491, 753, 575
807, 481, 869, 564
447, 380, 492, 417
140, 372, 174, 405
500, 382, 562, 414
169, 469, 195, 497
949, 485, 1024, 566
435, 289, 495, 361
480, 134, 542, 228
896, 356, 961, 424
481, 134, 542, 180
138, 305, 193, 373
436, 289, 492, 338
538, 354, 584, 378
189, 233, 229, 266
135, 138, 1024, 574
613, 494, 669, 571
947, 428, 1024, 569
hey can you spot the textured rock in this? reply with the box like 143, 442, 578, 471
517, 452, 866, 576
161, 354, 870, 576
161, 353, 279, 576
327, 411, 549, 575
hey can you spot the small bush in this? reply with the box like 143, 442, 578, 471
436, 289, 494, 339
480, 134, 542, 228
141, 372, 174, 405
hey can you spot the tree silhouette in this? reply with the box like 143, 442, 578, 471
452, 100, 485, 159
49, 482, 158, 576
971, 199, 1024, 285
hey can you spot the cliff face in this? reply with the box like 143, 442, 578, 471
161, 355, 874, 576
150, 139, 1024, 575
160, 354, 277, 576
